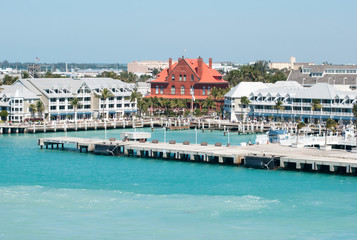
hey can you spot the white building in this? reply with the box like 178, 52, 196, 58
0, 78, 137, 122
224, 81, 357, 124
0, 83, 40, 122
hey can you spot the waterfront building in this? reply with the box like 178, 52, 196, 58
287, 64, 357, 87
147, 57, 229, 108
0, 83, 40, 122
224, 81, 357, 123
0, 78, 137, 122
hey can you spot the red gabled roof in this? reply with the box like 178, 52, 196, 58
150, 58, 228, 84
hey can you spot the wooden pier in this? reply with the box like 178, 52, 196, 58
38, 137, 357, 175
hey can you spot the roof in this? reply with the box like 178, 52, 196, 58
287, 64, 357, 85
151, 58, 228, 84
225, 82, 267, 98
0, 83, 39, 99
20, 78, 135, 98
227, 81, 357, 100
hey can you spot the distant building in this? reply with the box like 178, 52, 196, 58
224, 81, 357, 123
128, 60, 176, 74
269, 56, 314, 70
147, 57, 229, 104
287, 64, 357, 87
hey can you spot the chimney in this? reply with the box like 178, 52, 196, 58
197, 56, 203, 77
209, 58, 212, 69
178, 57, 181, 62
169, 58, 172, 73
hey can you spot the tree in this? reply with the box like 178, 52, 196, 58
210, 87, 223, 111
240, 96, 250, 108
160, 98, 171, 115
21, 71, 30, 79
324, 118, 337, 147
29, 103, 37, 118
272, 100, 284, 121
202, 97, 215, 113
352, 103, 357, 147
97, 88, 114, 119
0, 110, 8, 121
296, 121, 306, 144
129, 89, 142, 116
36, 101, 45, 119
2, 75, 19, 85
70, 97, 82, 123
311, 99, 322, 124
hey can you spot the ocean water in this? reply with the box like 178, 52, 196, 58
1, 128, 357, 239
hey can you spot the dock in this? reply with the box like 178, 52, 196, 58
38, 137, 357, 175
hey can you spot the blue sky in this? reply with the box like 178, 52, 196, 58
1, 0, 356, 64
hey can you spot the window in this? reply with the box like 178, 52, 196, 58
59, 98, 65, 102
117, 97, 122, 100
156, 86, 159, 94
203, 86, 206, 95
160, 86, 163, 94
172, 74, 175, 81
50, 98, 56, 102
179, 75, 182, 81
207, 87, 211, 95
50, 106, 56, 110
184, 75, 186, 81
181, 86, 185, 95
109, 104, 114, 108
171, 86, 176, 95
68, 105, 73, 109
117, 104, 122, 108
84, 97, 91, 101
59, 106, 65, 110
191, 75, 194, 81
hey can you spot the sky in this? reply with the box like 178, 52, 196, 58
1, 0, 357, 64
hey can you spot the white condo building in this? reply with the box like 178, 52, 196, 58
224, 81, 357, 123
0, 78, 137, 122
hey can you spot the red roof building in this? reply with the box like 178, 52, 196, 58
147, 57, 229, 100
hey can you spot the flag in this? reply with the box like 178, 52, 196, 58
192, 94, 195, 102
35, 57, 40, 61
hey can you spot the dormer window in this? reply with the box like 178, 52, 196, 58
172, 74, 175, 81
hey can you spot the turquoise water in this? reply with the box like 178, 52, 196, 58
1, 128, 357, 239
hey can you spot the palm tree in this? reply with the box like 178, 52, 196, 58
240, 96, 250, 108
129, 89, 142, 116
36, 101, 45, 119
70, 97, 82, 123
240, 96, 251, 122
160, 98, 171, 115
210, 87, 222, 111
296, 121, 306, 144
352, 103, 357, 147
311, 99, 322, 124
96, 88, 114, 119
324, 118, 337, 147
202, 97, 215, 113
29, 103, 37, 118
273, 100, 284, 121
